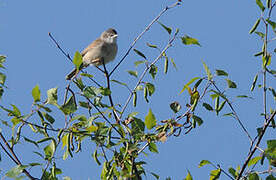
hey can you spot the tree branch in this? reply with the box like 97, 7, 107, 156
109, 1, 181, 77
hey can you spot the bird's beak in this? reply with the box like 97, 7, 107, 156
113, 34, 118, 38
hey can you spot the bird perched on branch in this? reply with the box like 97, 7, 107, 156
66, 28, 118, 80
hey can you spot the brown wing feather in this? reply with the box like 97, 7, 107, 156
81, 38, 102, 56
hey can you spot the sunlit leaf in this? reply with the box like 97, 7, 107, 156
145, 108, 156, 130
198, 160, 211, 168
158, 21, 172, 35
181, 35, 201, 46
46, 88, 58, 105
248, 156, 261, 167
215, 69, 228, 76
193, 115, 203, 126
203, 103, 213, 111
250, 74, 258, 91
0, 73, 6, 85
146, 83, 155, 96
210, 168, 221, 180
249, 18, 260, 34
149, 65, 158, 79
60, 96, 77, 115
180, 77, 200, 94
127, 70, 138, 78
133, 49, 147, 59
170, 101, 181, 113
184, 170, 193, 180
148, 142, 158, 153
146, 43, 158, 49
256, 0, 265, 11
226, 79, 237, 88
134, 60, 146, 67
202, 60, 212, 80
73, 51, 83, 70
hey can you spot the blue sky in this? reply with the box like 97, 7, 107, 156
0, 0, 275, 179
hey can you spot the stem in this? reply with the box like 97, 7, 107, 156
0, 132, 37, 180
102, 60, 120, 123
237, 111, 276, 179
120, 30, 179, 119
109, 1, 181, 77
211, 82, 253, 142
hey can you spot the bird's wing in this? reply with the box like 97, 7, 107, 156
81, 38, 102, 56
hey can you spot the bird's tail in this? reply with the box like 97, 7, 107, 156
66, 68, 78, 80
66, 63, 85, 80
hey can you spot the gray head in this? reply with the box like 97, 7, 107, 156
101, 28, 118, 43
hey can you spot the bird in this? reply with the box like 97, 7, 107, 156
66, 28, 118, 80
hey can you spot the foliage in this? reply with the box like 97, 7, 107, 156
0, 0, 275, 179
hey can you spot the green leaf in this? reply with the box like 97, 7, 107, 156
248, 156, 261, 167
6, 165, 28, 178
83, 86, 100, 99
46, 88, 58, 105
144, 86, 149, 103
150, 172, 160, 179
31, 85, 41, 102
184, 170, 193, 180
146, 42, 158, 49
256, 0, 265, 11
228, 167, 237, 178
44, 140, 56, 159
146, 83, 155, 96
148, 142, 158, 153
250, 74, 258, 91
164, 56, 168, 74
215, 69, 228, 76
93, 150, 101, 165
133, 91, 137, 107
249, 18, 261, 34
266, 175, 275, 180
236, 95, 253, 99
210, 169, 221, 180
73, 51, 82, 70
203, 103, 213, 111
202, 60, 212, 80
133, 49, 147, 59
111, 79, 127, 87
127, 70, 138, 78
80, 73, 93, 78
262, 54, 271, 67
24, 137, 39, 148
267, 19, 276, 29
43, 112, 55, 124
158, 21, 172, 35
198, 160, 211, 168
131, 117, 145, 133
255, 31, 265, 39
180, 77, 200, 94
60, 96, 77, 115
267, 0, 271, 8
0, 72, 6, 85
0, 55, 6, 63
226, 79, 237, 88
248, 173, 259, 180
99, 87, 111, 96
268, 87, 276, 101
170, 58, 177, 70
254, 51, 264, 57
170, 101, 181, 113
217, 100, 226, 112
134, 60, 146, 67
37, 137, 55, 144
181, 35, 201, 46
145, 108, 157, 130
193, 115, 203, 126
149, 65, 158, 79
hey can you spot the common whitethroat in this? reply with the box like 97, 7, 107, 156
66, 28, 118, 80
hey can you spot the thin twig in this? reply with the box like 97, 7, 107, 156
209, 162, 235, 180
48, 32, 101, 87
0, 132, 37, 180
211, 82, 253, 142
109, 1, 181, 77
120, 30, 179, 119
237, 111, 276, 179
102, 60, 120, 123
84, 97, 124, 138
